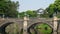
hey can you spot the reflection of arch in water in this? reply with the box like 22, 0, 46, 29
0, 22, 14, 34
27, 22, 53, 34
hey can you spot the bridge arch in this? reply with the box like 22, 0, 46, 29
0, 22, 14, 34
0, 22, 21, 34
28, 22, 53, 29
27, 22, 53, 34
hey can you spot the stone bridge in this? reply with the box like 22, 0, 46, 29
0, 16, 60, 34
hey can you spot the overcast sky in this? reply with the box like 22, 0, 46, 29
11, 0, 55, 12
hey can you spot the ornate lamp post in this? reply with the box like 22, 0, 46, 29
53, 11, 58, 34
23, 12, 29, 34
53, 12, 57, 17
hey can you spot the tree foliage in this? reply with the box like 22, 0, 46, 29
0, 0, 19, 18
19, 10, 37, 18
26, 10, 37, 17
46, 0, 60, 18
19, 12, 25, 18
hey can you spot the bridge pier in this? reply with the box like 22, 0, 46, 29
53, 16, 58, 34
23, 16, 29, 34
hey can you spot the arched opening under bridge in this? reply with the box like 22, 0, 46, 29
27, 22, 53, 34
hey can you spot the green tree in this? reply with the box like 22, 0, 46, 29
46, 0, 60, 18
19, 12, 25, 18
46, 4, 56, 17
26, 10, 37, 18
0, 0, 19, 18
19, 10, 37, 18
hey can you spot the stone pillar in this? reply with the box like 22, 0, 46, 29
53, 16, 58, 34
23, 16, 29, 34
